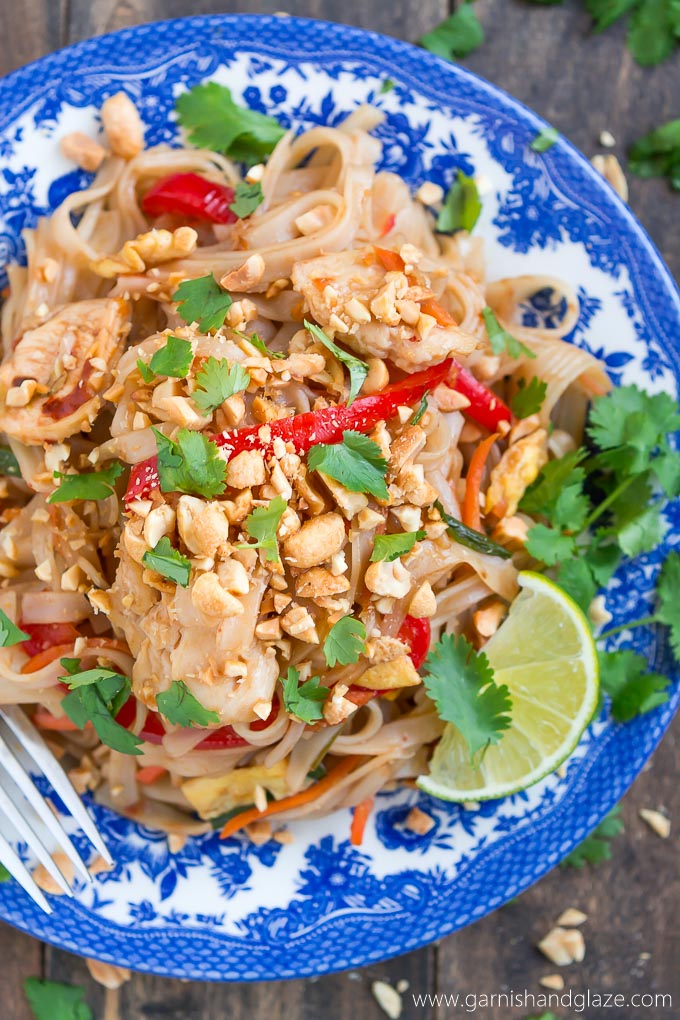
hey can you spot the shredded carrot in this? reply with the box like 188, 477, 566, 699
32, 709, 80, 732
420, 297, 458, 328
462, 432, 499, 531
220, 754, 362, 839
136, 765, 167, 785
21, 636, 129, 674
374, 246, 404, 272
350, 797, 374, 846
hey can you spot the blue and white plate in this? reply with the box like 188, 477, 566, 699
0, 14, 677, 982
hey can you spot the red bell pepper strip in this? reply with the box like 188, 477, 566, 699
397, 615, 431, 670
125, 359, 452, 503
20, 622, 80, 658
447, 363, 512, 432
114, 698, 277, 750
141, 172, 237, 225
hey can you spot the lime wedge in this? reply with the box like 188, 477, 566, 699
417, 571, 599, 802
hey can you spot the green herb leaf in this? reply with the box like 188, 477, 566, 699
0, 863, 10, 881
173, 274, 233, 333
192, 357, 250, 413
420, 6, 485, 60
512, 376, 548, 418
587, 385, 680, 475
304, 320, 369, 406
530, 125, 559, 152
281, 667, 329, 724
628, 0, 680, 67
48, 462, 124, 504
308, 430, 389, 500
435, 500, 512, 559
59, 660, 128, 691
229, 180, 264, 218
629, 116, 680, 186
0, 446, 21, 477
653, 550, 680, 659
156, 680, 220, 727
520, 449, 586, 516
599, 649, 670, 721
556, 557, 598, 614
561, 804, 625, 867
154, 428, 227, 499
585, 0, 638, 32
24, 978, 93, 1020
525, 523, 577, 565
615, 502, 667, 557
176, 82, 285, 164
423, 634, 512, 758
371, 530, 427, 562
409, 392, 429, 425
147, 335, 194, 379
379, 78, 395, 93
237, 495, 287, 562
62, 671, 142, 756
0, 608, 29, 647
323, 616, 367, 667
482, 307, 536, 360
436, 171, 482, 234
137, 358, 155, 384
235, 330, 286, 359
142, 536, 191, 587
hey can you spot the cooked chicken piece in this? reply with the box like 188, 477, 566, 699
485, 428, 549, 519
108, 541, 277, 725
291, 247, 477, 371
0, 298, 130, 444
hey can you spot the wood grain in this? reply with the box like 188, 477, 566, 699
2, 1, 680, 1017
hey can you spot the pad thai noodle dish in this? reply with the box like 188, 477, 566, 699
0, 83, 676, 848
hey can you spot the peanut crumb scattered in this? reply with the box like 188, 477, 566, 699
639, 808, 671, 839
404, 806, 436, 835
537, 926, 586, 966
372, 980, 403, 1019
539, 974, 565, 991
86, 958, 131, 989
556, 908, 588, 927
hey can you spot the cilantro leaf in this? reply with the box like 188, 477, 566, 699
59, 660, 128, 690
530, 125, 559, 152
308, 430, 388, 500
229, 180, 264, 218
48, 462, 124, 503
599, 649, 670, 721
173, 275, 232, 333
371, 530, 426, 562
652, 444, 680, 496
237, 495, 287, 562
420, 6, 485, 60
586, 0, 639, 31
0, 608, 29, 647
423, 633, 512, 758
281, 667, 329, 724
583, 534, 622, 586
379, 78, 395, 94
587, 385, 680, 475
175, 82, 285, 164
24, 978, 92, 1020
615, 502, 667, 557
525, 524, 577, 565
156, 680, 220, 727
0, 446, 20, 477
511, 376, 547, 418
154, 428, 227, 499
436, 171, 482, 234
628, 0, 680, 67
62, 671, 142, 756
304, 320, 368, 406
137, 358, 155, 384
561, 805, 624, 868
654, 550, 680, 659
629, 116, 680, 187
520, 449, 586, 516
235, 330, 286, 359
0, 863, 10, 881
556, 557, 598, 614
323, 616, 367, 667
435, 500, 512, 559
192, 357, 250, 412
142, 536, 191, 587
148, 335, 194, 378
482, 307, 536, 360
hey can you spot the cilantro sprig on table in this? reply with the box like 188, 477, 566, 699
420, 5, 485, 61
629, 117, 680, 191
561, 804, 625, 868
141, 335, 194, 380
175, 82, 285, 164
23, 977, 92, 1020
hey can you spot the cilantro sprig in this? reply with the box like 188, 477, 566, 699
436, 171, 482, 234
420, 6, 485, 60
0, 608, 29, 647
629, 117, 680, 191
48, 462, 124, 504
323, 616, 367, 667
530, 125, 559, 153
173, 275, 232, 333
176, 82, 285, 164
147, 335, 194, 379
229, 180, 264, 218
304, 320, 368, 406
308, 431, 388, 500
281, 667, 329, 724
192, 357, 250, 413
154, 428, 227, 499
370, 530, 427, 562
482, 307, 536, 360
156, 680, 220, 727
237, 495, 287, 562
60, 658, 142, 756
512, 377, 547, 418
233, 329, 286, 360
561, 805, 624, 868
142, 537, 191, 587
23, 978, 93, 1020
423, 634, 513, 758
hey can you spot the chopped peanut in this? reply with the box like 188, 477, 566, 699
101, 91, 144, 158
191, 572, 244, 618
408, 581, 437, 619
282, 512, 345, 569
60, 132, 107, 172
227, 449, 267, 489
473, 599, 507, 638
365, 558, 412, 598
537, 927, 586, 966
404, 806, 436, 835
220, 254, 266, 292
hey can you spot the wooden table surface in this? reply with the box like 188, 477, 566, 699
1, 2, 678, 1017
